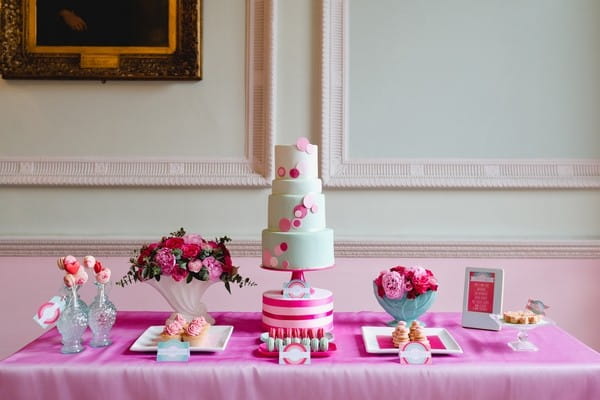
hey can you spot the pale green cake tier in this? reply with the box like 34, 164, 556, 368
261, 228, 334, 270
268, 193, 326, 232
272, 178, 322, 195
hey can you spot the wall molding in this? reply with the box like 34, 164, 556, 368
0, 0, 276, 187
1, 237, 598, 259
320, 0, 600, 189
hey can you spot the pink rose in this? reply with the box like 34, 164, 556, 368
202, 256, 223, 281
382, 271, 405, 299
96, 268, 111, 284
183, 234, 203, 246
182, 244, 200, 259
172, 267, 188, 282
154, 248, 176, 275
188, 259, 203, 273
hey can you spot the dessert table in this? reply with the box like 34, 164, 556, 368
1, 311, 598, 400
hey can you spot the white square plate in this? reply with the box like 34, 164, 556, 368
361, 326, 463, 354
129, 325, 234, 352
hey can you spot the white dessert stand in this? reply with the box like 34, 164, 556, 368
490, 314, 554, 352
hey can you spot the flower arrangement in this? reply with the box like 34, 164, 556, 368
374, 265, 438, 300
117, 228, 256, 293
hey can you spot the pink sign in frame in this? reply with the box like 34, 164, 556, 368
461, 267, 504, 331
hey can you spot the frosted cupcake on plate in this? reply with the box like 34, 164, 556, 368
159, 319, 185, 342
181, 317, 210, 346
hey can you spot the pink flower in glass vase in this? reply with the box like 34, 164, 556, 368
381, 271, 405, 299
182, 244, 200, 258
202, 256, 224, 281
154, 248, 176, 275
187, 259, 203, 273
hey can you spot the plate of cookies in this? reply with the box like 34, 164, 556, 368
361, 321, 463, 355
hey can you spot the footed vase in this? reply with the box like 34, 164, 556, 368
56, 285, 88, 354
373, 283, 437, 326
146, 277, 216, 324
88, 282, 117, 347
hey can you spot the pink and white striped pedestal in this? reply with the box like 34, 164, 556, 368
262, 288, 334, 332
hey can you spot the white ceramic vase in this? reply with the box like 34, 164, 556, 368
146, 277, 216, 324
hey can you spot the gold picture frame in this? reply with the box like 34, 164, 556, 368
0, 0, 201, 80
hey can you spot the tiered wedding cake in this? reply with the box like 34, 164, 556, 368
261, 138, 335, 332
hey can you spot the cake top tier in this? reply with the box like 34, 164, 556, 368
275, 137, 318, 181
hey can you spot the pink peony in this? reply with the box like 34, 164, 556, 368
187, 259, 203, 273
183, 234, 203, 246
171, 267, 188, 282
381, 271, 406, 299
202, 256, 223, 281
154, 248, 176, 275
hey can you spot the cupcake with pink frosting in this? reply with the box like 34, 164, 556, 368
181, 317, 210, 346
159, 319, 184, 342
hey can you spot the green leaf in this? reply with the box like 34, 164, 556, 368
186, 273, 193, 283
224, 280, 231, 294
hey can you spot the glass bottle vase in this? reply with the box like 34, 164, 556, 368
56, 285, 88, 354
88, 282, 117, 347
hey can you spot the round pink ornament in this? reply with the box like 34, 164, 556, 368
279, 218, 291, 232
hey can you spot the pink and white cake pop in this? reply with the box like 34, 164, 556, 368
82, 255, 96, 269
95, 268, 111, 284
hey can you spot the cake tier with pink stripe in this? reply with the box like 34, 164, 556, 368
262, 288, 334, 332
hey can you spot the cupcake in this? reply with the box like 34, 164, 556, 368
159, 319, 184, 342
181, 317, 210, 346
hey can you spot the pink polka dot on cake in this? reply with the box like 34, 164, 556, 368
294, 205, 308, 218
262, 249, 271, 265
289, 168, 300, 179
311, 204, 319, 213
280, 242, 288, 251
303, 194, 315, 208
292, 219, 302, 228
279, 218, 291, 232
277, 167, 286, 177
282, 260, 289, 268
274, 246, 284, 257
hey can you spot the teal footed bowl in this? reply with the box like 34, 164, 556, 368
373, 282, 437, 326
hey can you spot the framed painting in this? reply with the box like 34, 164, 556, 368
0, 0, 201, 80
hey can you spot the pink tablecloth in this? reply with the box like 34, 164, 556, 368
1, 312, 599, 400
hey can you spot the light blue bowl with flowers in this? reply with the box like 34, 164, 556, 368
373, 266, 438, 326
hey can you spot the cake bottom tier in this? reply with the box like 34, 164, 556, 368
261, 228, 334, 270
262, 288, 334, 332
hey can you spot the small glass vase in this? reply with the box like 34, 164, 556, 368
88, 282, 117, 347
56, 285, 88, 354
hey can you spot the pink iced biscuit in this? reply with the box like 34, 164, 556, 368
63, 274, 75, 287
82, 255, 96, 269
96, 268, 111, 284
